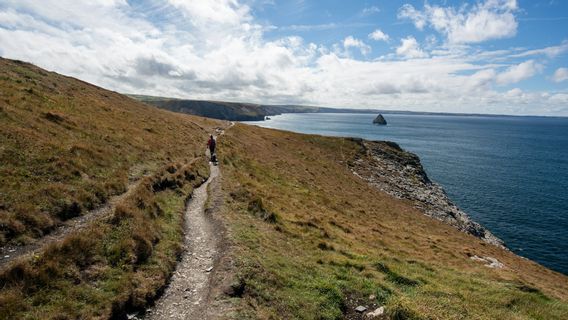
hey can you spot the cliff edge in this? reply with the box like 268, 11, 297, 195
348, 139, 505, 247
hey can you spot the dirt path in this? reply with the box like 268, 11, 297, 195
0, 177, 145, 270
143, 163, 220, 320
141, 123, 234, 320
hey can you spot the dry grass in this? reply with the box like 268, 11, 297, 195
219, 123, 568, 319
0, 159, 210, 319
0, 58, 221, 245
0, 58, 223, 319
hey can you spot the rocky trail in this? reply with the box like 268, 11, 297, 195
0, 177, 146, 270
142, 162, 220, 320
141, 125, 232, 320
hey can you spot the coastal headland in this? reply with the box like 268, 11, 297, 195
1, 58, 567, 319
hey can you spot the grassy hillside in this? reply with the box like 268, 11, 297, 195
218, 124, 568, 319
2, 57, 567, 319
0, 58, 221, 245
0, 58, 222, 319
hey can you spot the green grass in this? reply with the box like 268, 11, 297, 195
0, 160, 210, 319
0, 58, 222, 319
0, 58, 220, 245
218, 124, 568, 319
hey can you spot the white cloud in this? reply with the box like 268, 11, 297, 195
399, 0, 518, 44
396, 36, 427, 59
368, 29, 389, 42
398, 4, 427, 29
496, 60, 542, 85
0, 0, 567, 115
167, 0, 251, 27
343, 36, 371, 56
362, 6, 380, 16
512, 41, 568, 58
552, 68, 568, 82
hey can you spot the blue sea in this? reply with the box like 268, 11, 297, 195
245, 113, 568, 275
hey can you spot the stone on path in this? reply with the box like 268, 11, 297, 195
366, 306, 385, 318
355, 305, 367, 313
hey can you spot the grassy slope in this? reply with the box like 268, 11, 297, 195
0, 58, 222, 319
219, 124, 568, 319
0, 58, 220, 245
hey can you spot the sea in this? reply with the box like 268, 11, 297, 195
244, 113, 568, 275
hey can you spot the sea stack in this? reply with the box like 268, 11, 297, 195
373, 114, 387, 125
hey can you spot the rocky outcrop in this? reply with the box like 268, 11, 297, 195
348, 138, 505, 248
373, 114, 387, 125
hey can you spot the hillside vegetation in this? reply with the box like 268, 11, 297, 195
218, 124, 568, 319
0, 58, 222, 319
1, 58, 567, 319
0, 58, 220, 245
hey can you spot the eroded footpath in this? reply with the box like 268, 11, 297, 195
143, 163, 220, 320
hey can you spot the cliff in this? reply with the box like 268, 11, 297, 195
348, 139, 504, 247
131, 96, 323, 121
216, 124, 568, 319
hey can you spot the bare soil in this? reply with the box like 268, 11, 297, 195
141, 125, 235, 320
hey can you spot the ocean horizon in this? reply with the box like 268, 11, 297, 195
244, 112, 568, 275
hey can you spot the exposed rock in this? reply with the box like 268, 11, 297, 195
373, 114, 387, 125
355, 306, 368, 313
366, 306, 385, 318
349, 139, 505, 248
470, 255, 504, 268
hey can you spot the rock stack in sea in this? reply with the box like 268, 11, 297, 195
373, 114, 387, 125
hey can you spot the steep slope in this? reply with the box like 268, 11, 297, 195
216, 124, 568, 319
0, 58, 223, 319
0, 58, 220, 246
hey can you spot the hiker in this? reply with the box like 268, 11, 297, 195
207, 134, 217, 162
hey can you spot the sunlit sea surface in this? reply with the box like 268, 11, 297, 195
245, 113, 568, 274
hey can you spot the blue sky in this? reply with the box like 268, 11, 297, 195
1, 0, 567, 115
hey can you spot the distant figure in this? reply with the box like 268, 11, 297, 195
207, 134, 217, 163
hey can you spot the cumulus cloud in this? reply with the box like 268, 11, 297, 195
0, 0, 567, 115
343, 36, 371, 56
552, 68, 568, 82
398, 0, 518, 44
368, 29, 389, 42
396, 37, 427, 59
496, 60, 542, 85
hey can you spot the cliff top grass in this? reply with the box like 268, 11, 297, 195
0, 58, 222, 319
219, 123, 568, 319
0, 58, 221, 245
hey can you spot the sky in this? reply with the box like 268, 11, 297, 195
0, 0, 567, 116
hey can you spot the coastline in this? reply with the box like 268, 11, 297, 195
347, 138, 505, 247
243, 112, 568, 275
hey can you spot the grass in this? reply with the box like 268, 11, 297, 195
0, 148, 211, 320
0, 58, 221, 245
0, 58, 222, 319
218, 124, 568, 319
2, 57, 567, 319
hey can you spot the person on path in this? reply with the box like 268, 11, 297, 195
207, 134, 217, 162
